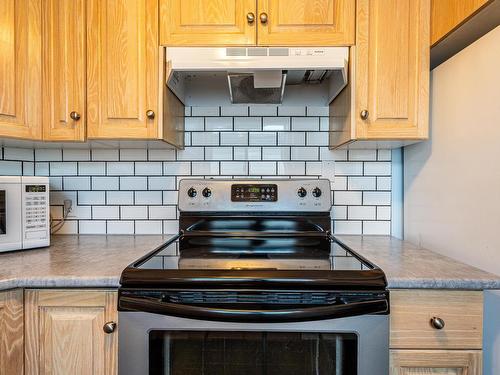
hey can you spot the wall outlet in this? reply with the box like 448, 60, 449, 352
321, 161, 335, 181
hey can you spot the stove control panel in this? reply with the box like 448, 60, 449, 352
179, 179, 332, 212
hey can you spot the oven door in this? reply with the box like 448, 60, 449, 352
118, 311, 388, 375
0, 179, 22, 252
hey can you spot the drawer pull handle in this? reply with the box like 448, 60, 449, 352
103, 321, 117, 334
430, 316, 445, 330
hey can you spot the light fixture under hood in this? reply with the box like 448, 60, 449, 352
165, 47, 349, 106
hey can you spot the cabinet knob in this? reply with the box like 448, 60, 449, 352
360, 109, 369, 120
430, 316, 445, 330
246, 12, 255, 24
259, 12, 268, 24
70, 111, 81, 121
103, 321, 117, 334
146, 110, 155, 119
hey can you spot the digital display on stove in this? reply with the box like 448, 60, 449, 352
231, 184, 278, 202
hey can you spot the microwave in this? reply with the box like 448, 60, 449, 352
0, 176, 50, 252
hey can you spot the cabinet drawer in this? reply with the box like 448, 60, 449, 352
390, 290, 483, 349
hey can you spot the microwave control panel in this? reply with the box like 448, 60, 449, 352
23, 183, 49, 242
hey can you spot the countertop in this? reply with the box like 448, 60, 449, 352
335, 235, 500, 290
0, 234, 499, 291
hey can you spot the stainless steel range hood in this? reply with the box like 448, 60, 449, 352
165, 47, 348, 105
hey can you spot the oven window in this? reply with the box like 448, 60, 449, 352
0, 191, 5, 235
149, 331, 357, 375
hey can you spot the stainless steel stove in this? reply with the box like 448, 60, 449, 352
118, 179, 389, 375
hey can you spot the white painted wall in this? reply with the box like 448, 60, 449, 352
404, 26, 500, 374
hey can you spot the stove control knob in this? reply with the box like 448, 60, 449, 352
312, 187, 322, 198
202, 187, 212, 198
297, 187, 307, 198
187, 187, 197, 198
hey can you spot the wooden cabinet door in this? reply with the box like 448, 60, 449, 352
0, 0, 42, 140
87, 0, 159, 139
257, 0, 355, 45
0, 290, 23, 375
160, 0, 257, 46
390, 350, 482, 375
25, 290, 118, 375
42, 0, 86, 141
355, 0, 430, 140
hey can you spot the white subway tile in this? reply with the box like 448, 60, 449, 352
50, 191, 76, 206
277, 162, 305, 175
249, 105, 277, 116
221, 105, 248, 117
135, 162, 163, 176
149, 206, 177, 220
249, 132, 276, 146
334, 162, 363, 175
191, 106, 219, 116
348, 206, 376, 220
364, 162, 391, 176
0, 161, 22, 175
163, 220, 179, 234
331, 176, 347, 190
234, 117, 261, 131
55, 220, 78, 234
92, 206, 120, 219
184, 106, 192, 116
233, 147, 261, 160
50, 162, 78, 176
377, 149, 392, 161
121, 206, 148, 220
106, 162, 134, 176
176, 147, 204, 160
348, 150, 377, 161
306, 162, 322, 175
262, 147, 290, 160
67, 205, 92, 220
78, 191, 105, 205
291, 147, 318, 160
278, 132, 305, 146
377, 206, 391, 220
91, 149, 119, 161
263, 117, 290, 131
205, 117, 233, 130
184, 117, 204, 131
119, 149, 147, 161
363, 221, 391, 235
120, 177, 147, 190
35, 149, 62, 161
148, 176, 176, 190
22, 162, 34, 175
320, 148, 347, 161
192, 162, 220, 175
306, 132, 328, 146
107, 191, 134, 205
79, 220, 107, 234
291, 117, 319, 131
307, 106, 329, 116
63, 177, 91, 191
63, 149, 90, 161
107, 221, 134, 234
278, 106, 306, 116
377, 176, 392, 191
4, 148, 34, 161
78, 162, 106, 176
334, 191, 362, 205
221, 132, 248, 146
35, 162, 49, 175
249, 162, 276, 175
348, 176, 376, 191
363, 191, 391, 205
191, 132, 219, 146
135, 191, 163, 205
220, 161, 248, 175
319, 117, 329, 131
334, 221, 362, 235
49, 177, 63, 191
135, 220, 163, 234
332, 206, 347, 220
162, 190, 178, 204
92, 177, 119, 190
164, 161, 191, 175
204, 147, 232, 160
184, 133, 191, 147
148, 149, 176, 161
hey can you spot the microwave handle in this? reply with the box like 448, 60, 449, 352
119, 296, 388, 323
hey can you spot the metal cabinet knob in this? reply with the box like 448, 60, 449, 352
146, 110, 155, 119
259, 12, 268, 24
430, 316, 445, 330
70, 111, 81, 121
103, 321, 117, 334
360, 109, 369, 120
247, 12, 255, 23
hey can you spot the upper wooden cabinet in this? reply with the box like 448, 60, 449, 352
86, 0, 160, 139
160, 0, 355, 46
0, 290, 24, 375
330, 0, 430, 148
0, 0, 42, 140
25, 289, 118, 375
42, 0, 86, 142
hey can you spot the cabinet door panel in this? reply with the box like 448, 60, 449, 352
257, 0, 355, 45
160, 0, 256, 46
87, 0, 159, 139
42, 0, 86, 141
390, 350, 482, 375
0, 0, 42, 139
0, 290, 23, 375
25, 290, 118, 375
356, 0, 430, 139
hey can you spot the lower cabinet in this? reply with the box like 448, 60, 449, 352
0, 289, 24, 375
25, 289, 118, 375
390, 349, 482, 374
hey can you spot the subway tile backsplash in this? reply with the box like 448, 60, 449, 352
0, 105, 392, 235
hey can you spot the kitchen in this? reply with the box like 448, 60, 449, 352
0, 0, 499, 374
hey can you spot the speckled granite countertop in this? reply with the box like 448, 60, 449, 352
335, 235, 500, 290
0, 234, 499, 291
0, 235, 174, 291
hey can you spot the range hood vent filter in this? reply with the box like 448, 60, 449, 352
228, 73, 287, 104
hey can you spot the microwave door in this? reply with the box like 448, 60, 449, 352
0, 184, 22, 252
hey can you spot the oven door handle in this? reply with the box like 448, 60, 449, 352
119, 296, 388, 323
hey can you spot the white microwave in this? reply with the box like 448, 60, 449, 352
0, 176, 50, 252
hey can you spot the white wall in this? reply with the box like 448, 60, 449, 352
404, 26, 500, 374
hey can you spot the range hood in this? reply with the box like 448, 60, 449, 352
165, 47, 349, 105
